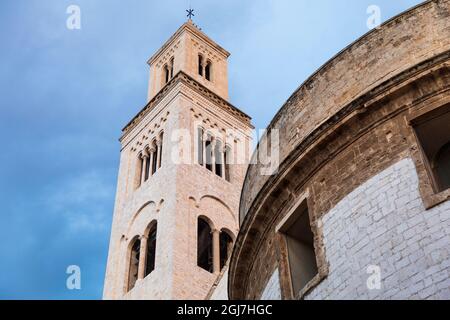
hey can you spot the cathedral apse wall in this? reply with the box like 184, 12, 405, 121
229, 0, 450, 300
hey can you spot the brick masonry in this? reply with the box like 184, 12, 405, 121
304, 158, 450, 299
229, 0, 450, 300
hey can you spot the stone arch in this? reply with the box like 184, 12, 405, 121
199, 195, 237, 226
126, 201, 157, 237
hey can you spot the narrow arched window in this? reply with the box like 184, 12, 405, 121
152, 141, 158, 175
197, 217, 213, 273
158, 133, 164, 169
205, 61, 211, 81
170, 58, 174, 79
215, 140, 223, 177
145, 223, 157, 277
135, 155, 143, 189
224, 146, 231, 182
127, 238, 141, 292
205, 135, 213, 172
144, 151, 150, 182
164, 65, 170, 84
198, 55, 204, 76
219, 230, 233, 270
435, 142, 450, 191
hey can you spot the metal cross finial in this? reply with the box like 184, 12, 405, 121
186, 7, 195, 20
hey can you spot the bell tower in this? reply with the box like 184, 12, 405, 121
103, 19, 253, 300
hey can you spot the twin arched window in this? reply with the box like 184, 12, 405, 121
198, 54, 212, 81
197, 128, 231, 182
197, 217, 234, 274
164, 57, 175, 84
127, 222, 158, 292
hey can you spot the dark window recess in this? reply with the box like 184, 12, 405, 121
219, 231, 233, 270
198, 55, 203, 76
128, 238, 141, 292
413, 104, 450, 192
197, 218, 213, 273
205, 139, 213, 171
145, 224, 157, 277
279, 201, 318, 296
205, 62, 211, 81
215, 140, 223, 177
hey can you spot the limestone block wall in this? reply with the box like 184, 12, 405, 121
261, 269, 282, 300
304, 158, 450, 300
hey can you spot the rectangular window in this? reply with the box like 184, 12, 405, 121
277, 199, 318, 297
411, 103, 450, 193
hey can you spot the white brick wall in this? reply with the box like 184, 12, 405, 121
305, 158, 450, 300
261, 269, 282, 300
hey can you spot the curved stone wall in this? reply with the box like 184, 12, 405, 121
240, 0, 450, 222
230, 0, 450, 300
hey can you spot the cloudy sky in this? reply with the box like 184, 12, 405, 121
0, 0, 423, 299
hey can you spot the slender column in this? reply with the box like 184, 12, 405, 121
138, 235, 148, 280
149, 147, 155, 176
140, 152, 148, 184
201, 61, 206, 78
212, 229, 220, 274
211, 140, 217, 174
156, 140, 162, 168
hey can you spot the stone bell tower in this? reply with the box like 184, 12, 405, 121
103, 19, 253, 300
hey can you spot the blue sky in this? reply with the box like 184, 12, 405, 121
0, 0, 423, 299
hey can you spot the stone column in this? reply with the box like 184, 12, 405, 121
138, 235, 148, 280
149, 147, 155, 176
212, 229, 220, 274
156, 140, 162, 169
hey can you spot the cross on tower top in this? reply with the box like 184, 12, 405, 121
186, 7, 195, 20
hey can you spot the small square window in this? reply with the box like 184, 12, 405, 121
277, 199, 318, 297
412, 103, 450, 193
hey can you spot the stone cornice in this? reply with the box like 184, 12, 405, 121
121, 70, 251, 141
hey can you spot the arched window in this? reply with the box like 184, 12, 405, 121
152, 141, 158, 175
215, 140, 223, 177
219, 230, 233, 270
224, 145, 231, 182
197, 217, 213, 273
144, 149, 150, 182
135, 155, 143, 189
197, 127, 204, 166
198, 54, 204, 76
164, 64, 170, 84
170, 57, 174, 79
205, 61, 212, 81
145, 222, 157, 277
205, 135, 213, 172
435, 142, 450, 191
158, 132, 164, 169
127, 238, 141, 292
